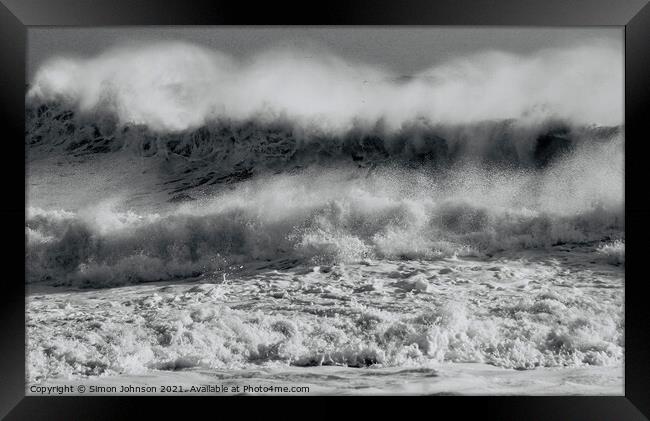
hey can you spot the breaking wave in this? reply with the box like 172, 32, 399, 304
27, 42, 623, 132
26, 131, 623, 286
25, 40, 624, 287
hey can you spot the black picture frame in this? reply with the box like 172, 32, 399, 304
2, 0, 649, 419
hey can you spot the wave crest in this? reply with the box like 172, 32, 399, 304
27, 42, 623, 132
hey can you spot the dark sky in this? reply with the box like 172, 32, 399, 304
27, 26, 622, 79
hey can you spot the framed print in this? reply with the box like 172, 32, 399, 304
1, 0, 649, 419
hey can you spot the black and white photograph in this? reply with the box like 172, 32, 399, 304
25, 26, 624, 395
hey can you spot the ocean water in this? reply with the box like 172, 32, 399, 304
25, 41, 624, 394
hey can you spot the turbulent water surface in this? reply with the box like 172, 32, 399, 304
26, 41, 624, 395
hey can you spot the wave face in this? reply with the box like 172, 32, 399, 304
26, 101, 620, 197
